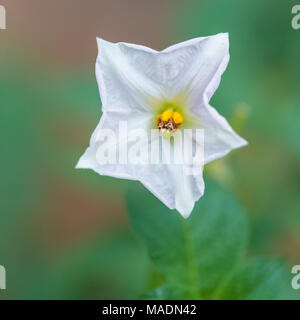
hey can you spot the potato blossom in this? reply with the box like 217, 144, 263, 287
77, 34, 247, 218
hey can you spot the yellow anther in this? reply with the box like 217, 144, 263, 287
173, 111, 184, 124
156, 114, 161, 125
156, 107, 184, 134
161, 109, 173, 122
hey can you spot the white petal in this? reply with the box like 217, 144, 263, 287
185, 33, 230, 104
160, 33, 247, 163
148, 33, 230, 98
76, 111, 151, 181
96, 38, 165, 114
140, 163, 204, 219
78, 38, 159, 179
96, 35, 229, 104
192, 102, 248, 164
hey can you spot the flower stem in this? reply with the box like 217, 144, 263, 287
180, 217, 202, 299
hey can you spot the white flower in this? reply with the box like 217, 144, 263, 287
77, 33, 247, 218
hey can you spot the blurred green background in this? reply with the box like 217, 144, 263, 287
0, 0, 299, 299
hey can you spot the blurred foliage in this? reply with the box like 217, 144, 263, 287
127, 179, 296, 300
127, 180, 248, 299
171, 0, 300, 262
217, 259, 284, 300
0, 0, 300, 299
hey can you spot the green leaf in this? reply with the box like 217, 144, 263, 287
126, 179, 248, 299
217, 259, 284, 300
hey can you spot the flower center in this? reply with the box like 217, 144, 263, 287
156, 109, 184, 135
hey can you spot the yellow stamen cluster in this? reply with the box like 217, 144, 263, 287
161, 109, 173, 122
172, 111, 184, 124
156, 109, 184, 134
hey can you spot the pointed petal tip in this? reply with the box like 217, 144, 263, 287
75, 159, 83, 169
75, 162, 81, 169
75, 154, 90, 169
177, 202, 195, 219
96, 37, 115, 53
242, 139, 249, 147
96, 37, 105, 43
227, 137, 248, 156
177, 208, 192, 219
217, 32, 229, 41
96, 37, 106, 51
96, 37, 102, 47
215, 32, 229, 49
237, 136, 249, 148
